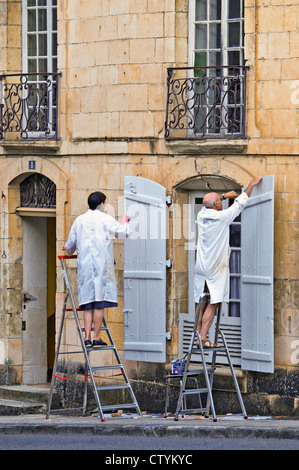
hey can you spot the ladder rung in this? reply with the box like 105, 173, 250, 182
182, 388, 209, 395
91, 365, 123, 371
192, 346, 226, 353
186, 367, 215, 375
85, 346, 114, 352
81, 327, 109, 332
96, 384, 130, 391
101, 403, 139, 412
180, 407, 208, 414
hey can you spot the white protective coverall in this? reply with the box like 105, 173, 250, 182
194, 192, 249, 304
65, 209, 131, 308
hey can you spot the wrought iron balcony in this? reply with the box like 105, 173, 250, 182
165, 66, 247, 140
0, 73, 59, 141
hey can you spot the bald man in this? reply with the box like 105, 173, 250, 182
194, 177, 263, 348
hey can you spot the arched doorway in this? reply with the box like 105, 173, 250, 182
17, 173, 56, 384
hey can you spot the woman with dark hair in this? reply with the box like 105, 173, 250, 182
63, 191, 131, 347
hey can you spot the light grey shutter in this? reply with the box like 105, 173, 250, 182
123, 176, 167, 363
241, 175, 274, 373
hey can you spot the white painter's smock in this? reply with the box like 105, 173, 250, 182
194, 192, 249, 304
65, 209, 131, 308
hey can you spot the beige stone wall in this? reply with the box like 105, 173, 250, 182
245, 0, 299, 154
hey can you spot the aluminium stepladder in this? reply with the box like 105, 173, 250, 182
46, 255, 141, 422
174, 293, 247, 422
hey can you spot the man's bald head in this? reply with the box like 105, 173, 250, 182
203, 192, 220, 209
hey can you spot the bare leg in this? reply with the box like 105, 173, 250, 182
84, 309, 93, 341
199, 303, 220, 341
195, 301, 207, 336
93, 308, 105, 341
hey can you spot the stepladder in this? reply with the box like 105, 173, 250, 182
174, 293, 248, 422
46, 255, 141, 422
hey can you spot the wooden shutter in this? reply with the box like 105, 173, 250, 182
123, 176, 167, 363
241, 175, 274, 373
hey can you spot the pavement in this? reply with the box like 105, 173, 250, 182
0, 411, 298, 441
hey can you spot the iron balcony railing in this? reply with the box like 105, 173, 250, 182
165, 66, 247, 140
0, 73, 59, 141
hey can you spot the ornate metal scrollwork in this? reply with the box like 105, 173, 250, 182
20, 173, 56, 208
0, 73, 59, 140
165, 66, 247, 139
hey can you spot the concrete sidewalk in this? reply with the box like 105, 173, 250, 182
0, 412, 298, 441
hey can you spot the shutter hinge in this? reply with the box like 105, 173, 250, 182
166, 259, 172, 268
166, 331, 171, 340
166, 195, 172, 205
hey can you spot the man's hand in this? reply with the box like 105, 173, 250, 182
245, 176, 263, 197
222, 191, 238, 200
62, 245, 66, 251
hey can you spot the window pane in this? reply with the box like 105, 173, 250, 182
28, 9, 36, 31
209, 23, 221, 49
52, 33, 57, 56
208, 51, 221, 67
228, 0, 241, 19
38, 9, 47, 31
228, 22, 240, 47
195, 24, 207, 49
210, 0, 221, 20
39, 58, 48, 72
52, 58, 57, 72
28, 0, 36, 6
28, 58, 37, 73
52, 7, 57, 29
229, 302, 240, 317
229, 224, 241, 247
27, 35, 37, 56
38, 34, 47, 56
196, 0, 207, 21
38, 0, 47, 5
228, 50, 240, 66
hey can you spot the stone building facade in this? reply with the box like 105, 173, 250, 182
0, 0, 298, 414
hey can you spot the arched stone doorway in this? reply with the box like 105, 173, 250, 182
13, 173, 56, 384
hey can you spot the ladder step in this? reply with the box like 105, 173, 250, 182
101, 403, 139, 412
96, 384, 130, 391
180, 407, 208, 414
182, 388, 209, 395
86, 346, 114, 351
186, 367, 215, 375
192, 346, 226, 353
91, 365, 123, 372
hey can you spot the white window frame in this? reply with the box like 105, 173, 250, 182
188, 0, 245, 137
22, 0, 57, 138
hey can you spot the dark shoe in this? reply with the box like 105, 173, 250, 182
84, 340, 92, 347
93, 339, 107, 347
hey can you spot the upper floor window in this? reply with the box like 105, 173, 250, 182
164, 0, 246, 140
190, 0, 244, 69
21, 0, 58, 138
23, 0, 57, 75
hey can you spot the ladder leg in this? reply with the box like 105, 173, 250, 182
204, 304, 221, 418
219, 329, 247, 419
82, 359, 88, 416
196, 331, 217, 422
46, 295, 68, 420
